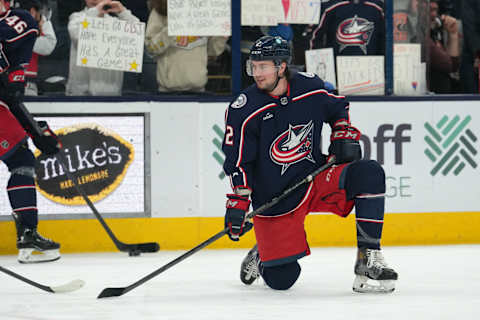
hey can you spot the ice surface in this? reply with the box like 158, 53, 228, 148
0, 245, 479, 320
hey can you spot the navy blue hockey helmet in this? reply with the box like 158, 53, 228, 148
249, 36, 292, 65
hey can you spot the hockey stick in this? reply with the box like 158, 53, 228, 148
97, 159, 335, 298
55, 151, 160, 255
16, 102, 159, 255
0, 266, 85, 293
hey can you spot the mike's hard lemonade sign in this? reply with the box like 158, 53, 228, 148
35, 123, 134, 205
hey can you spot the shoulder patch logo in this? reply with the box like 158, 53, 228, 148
298, 72, 315, 78
230, 94, 247, 109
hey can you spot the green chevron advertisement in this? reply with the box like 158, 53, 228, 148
424, 115, 477, 176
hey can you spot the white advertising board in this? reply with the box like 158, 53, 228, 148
324, 100, 479, 213
76, 17, 145, 73
0, 115, 146, 218
7, 100, 477, 220
200, 100, 479, 216
167, 0, 231, 36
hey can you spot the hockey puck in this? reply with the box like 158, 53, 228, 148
128, 250, 141, 257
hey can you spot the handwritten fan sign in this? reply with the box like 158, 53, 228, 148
76, 17, 145, 73
305, 48, 336, 88
241, 0, 282, 26
278, 0, 321, 24
394, 43, 425, 95
168, 0, 231, 36
337, 56, 385, 95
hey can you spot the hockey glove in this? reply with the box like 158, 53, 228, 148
31, 121, 61, 155
328, 123, 362, 164
0, 66, 25, 106
225, 194, 252, 241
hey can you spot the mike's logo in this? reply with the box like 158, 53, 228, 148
424, 115, 478, 176
35, 123, 134, 205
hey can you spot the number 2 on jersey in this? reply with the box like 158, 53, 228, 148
225, 126, 234, 145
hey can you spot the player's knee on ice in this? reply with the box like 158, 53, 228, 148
262, 261, 301, 290
345, 160, 385, 199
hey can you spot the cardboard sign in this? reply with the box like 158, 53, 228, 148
336, 56, 385, 95
394, 43, 425, 95
278, 0, 321, 24
241, 0, 282, 26
76, 17, 145, 73
168, 0, 231, 36
305, 48, 336, 88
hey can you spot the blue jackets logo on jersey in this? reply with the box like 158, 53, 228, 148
336, 15, 374, 54
230, 94, 247, 109
270, 121, 316, 175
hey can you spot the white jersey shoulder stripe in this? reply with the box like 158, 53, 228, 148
364, 1, 384, 16
292, 89, 345, 102
6, 28, 39, 43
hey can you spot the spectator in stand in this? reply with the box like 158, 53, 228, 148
66, 0, 139, 96
460, 0, 480, 93
118, 0, 157, 94
428, 0, 460, 93
16, 0, 57, 96
393, 0, 420, 43
309, 0, 385, 56
145, 0, 227, 94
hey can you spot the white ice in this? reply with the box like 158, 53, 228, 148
1, 245, 479, 320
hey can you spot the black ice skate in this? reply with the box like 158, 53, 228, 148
17, 228, 61, 264
353, 247, 398, 293
240, 244, 261, 285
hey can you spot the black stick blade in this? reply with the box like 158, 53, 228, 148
119, 242, 160, 254
97, 287, 127, 298
136, 242, 160, 253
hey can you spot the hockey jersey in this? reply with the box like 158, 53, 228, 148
309, 0, 385, 55
222, 72, 351, 216
0, 9, 38, 73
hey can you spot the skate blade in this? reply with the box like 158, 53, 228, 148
352, 275, 395, 294
18, 249, 61, 264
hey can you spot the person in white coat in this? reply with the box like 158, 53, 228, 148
66, 0, 139, 96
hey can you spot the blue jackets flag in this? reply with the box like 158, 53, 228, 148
309, 0, 385, 55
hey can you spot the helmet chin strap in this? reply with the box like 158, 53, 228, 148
264, 71, 281, 93
265, 69, 287, 94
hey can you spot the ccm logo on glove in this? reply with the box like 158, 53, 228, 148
224, 194, 252, 241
